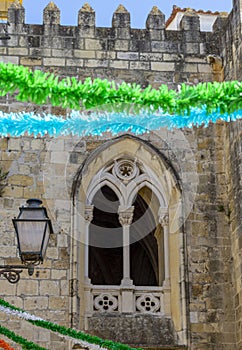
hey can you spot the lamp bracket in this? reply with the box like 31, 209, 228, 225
0, 265, 34, 283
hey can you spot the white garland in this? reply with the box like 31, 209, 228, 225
0, 305, 107, 350
0, 305, 43, 321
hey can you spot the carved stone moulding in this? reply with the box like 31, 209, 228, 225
113, 159, 139, 183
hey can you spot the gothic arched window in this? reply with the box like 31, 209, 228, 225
84, 158, 168, 289
72, 136, 186, 346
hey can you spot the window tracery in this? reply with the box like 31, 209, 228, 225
113, 159, 139, 183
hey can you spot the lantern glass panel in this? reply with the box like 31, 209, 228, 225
13, 199, 53, 264
17, 221, 49, 259
15, 207, 51, 262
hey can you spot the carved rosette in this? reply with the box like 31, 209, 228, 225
118, 206, 134, 226
113, 159, 139, 183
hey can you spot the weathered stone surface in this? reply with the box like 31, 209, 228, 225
8, 0, 25, 24
0, 1, 241, 350
146, 6, 165, 30
88, 314, 178, 347
43, 1, 60, 25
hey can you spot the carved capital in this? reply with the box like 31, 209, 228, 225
159, 214, 169, 227
118, 206, 134, 226
158, 207, 169, 227
84, 205, 94, 223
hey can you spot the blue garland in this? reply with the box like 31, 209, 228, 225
0, 108, 241, 137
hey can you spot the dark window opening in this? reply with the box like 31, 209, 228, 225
89, 185, 159, 286
89, 185, 122, 285
131, 192, 158, 286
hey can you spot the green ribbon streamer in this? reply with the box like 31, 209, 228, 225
0, 325, 47, 350
0, 62, 241, 113
0, 299, 142, 350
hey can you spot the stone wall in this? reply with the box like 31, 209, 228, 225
0, 1, 241, 349
225, 120, 242, 347
0, 126, 238, 349
88, 314, 177, 347
217, 1, 242, 345
0, 1, 220, 91
213, 0, 242, 80
186, 123, 236, 349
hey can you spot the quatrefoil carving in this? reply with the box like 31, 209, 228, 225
136, 293, 160, 313
94, 293, 118, 312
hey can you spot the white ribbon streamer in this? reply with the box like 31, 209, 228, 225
0, 304, 108, 350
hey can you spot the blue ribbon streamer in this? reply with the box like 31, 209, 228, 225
0, 108, 241, 137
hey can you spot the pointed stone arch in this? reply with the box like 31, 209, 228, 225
71, 135, 188, 347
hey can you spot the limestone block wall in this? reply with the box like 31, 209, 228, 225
214, 1, 242, 345
0, 136, 75, 329
0, 125, 238, 349
213, 0, 242, 80
0, 1, 241, 349
0, 1, 219, 92
186, 123, 236, 349
225, 120, 242, 347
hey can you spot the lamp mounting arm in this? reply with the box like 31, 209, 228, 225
0, 265, 34, 284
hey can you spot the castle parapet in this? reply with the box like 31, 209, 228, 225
112, 5, 130, 39
0, 1, 233, 86
146, 6, 165, 40
78, 3, 95, 37
8, 0, 25, 25
212, 12, 228, 32
180, 9, 200, 54
43, 1, 60, 26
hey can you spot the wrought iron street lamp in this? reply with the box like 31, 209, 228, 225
0, 198, 53, 283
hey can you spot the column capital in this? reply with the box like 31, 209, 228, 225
158, 207, 169, 227
118, 206, 134, 226
84, 205, 94, 223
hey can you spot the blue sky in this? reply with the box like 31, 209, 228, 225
25, 0, 232, 27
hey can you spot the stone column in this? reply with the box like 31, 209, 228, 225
83, 205, 94, 326
158, 208, 170, 287
118, 206, 134, 285
154, 226, 164, 286
84, 205, 94, 284
118, 206, 134, 313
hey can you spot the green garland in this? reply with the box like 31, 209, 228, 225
0, 299, 142, 350
0, 325, 47, 350
0, 62, 241, 114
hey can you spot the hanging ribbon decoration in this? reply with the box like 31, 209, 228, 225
0, 339, 15, 350
0, 299, 139, 350
0, 108, 241, 137
0, 62, 241, 137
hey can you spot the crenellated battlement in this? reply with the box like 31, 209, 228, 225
0, 1, 237, 88
0, 2, 242, 350
4, 1, 228, 33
